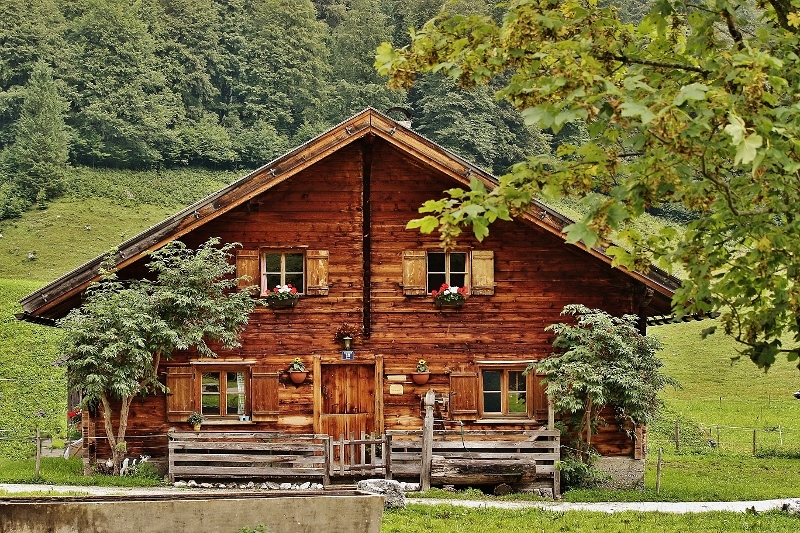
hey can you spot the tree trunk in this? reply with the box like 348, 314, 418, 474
100, 394, 133, 476
585, 398, 593, 452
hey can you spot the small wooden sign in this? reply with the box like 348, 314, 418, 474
389, 384, 404, 395
386, 375, 406, 382
341, 350, 355, 360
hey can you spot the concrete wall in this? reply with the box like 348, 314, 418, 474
0, 492, 383, 533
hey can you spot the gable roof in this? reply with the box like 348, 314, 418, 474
17, 107, 682, 325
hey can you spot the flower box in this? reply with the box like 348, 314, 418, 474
431, 283, 467, 309
267, 284, 300, 309
267, 295, 299, 309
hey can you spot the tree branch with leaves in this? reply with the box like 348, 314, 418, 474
377, 0, 800, 368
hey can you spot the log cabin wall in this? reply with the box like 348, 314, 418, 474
85, 136, 644, 461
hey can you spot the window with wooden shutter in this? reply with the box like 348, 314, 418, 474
471, 250, 495, 295
251, 368, 280, 422
236, 250, 260, 294
306, 250, 329, 296
166, 367, 195, 422
402, 250, 427, 295
449, 372, 478, 419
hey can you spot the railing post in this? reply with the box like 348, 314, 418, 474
339, 434, 346, 475
384, 434, 392, 480
421, 390, 435, 491
322, 436, 331, 487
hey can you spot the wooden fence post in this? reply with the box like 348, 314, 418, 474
752, 429, 757, 456
421, 390, 435, 491
674, 420, 680, 451
35, 426, 41, 478
656, 447, 663, 494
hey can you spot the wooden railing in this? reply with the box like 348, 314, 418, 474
328, 432, 391, 478
168, 431, 330, 485
167, 424, 558, 495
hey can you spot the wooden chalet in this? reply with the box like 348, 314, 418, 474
18, 108, 681, 493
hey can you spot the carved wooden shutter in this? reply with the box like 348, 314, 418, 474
251, 367, 280, 422
449, 372, 478, 419
471, 250, 495, 295
532, 373, 549, 421
166, 367, 195, 422
306, 249, 329, 296
402, 250, 427, 295
236, 249, 260, 293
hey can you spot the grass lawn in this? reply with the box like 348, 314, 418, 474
0, 457, 162, 487
382, 505, 800, 532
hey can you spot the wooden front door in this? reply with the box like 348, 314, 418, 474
318, 363, 375, 440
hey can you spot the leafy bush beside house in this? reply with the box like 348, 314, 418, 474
0, 278, 65, 458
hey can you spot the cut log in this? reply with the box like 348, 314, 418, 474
493, 483, 512, 496
430, 455, 536, 485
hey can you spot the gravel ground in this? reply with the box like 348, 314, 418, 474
1, 484, 798, 514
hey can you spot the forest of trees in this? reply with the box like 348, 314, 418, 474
0, 0, 584, 219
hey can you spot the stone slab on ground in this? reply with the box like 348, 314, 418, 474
1, 484, 798, 515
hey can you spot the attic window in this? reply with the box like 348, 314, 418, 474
264, 252, 304, 294
402, 250, 494, 296
427, 252, 467, 292
235, 249, 328, 297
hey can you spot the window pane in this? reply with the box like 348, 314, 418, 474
482, 371, 501, 391
508, 392, 527, 413
227, 372, 245, 393
484, 391, 502, 412
449, 273, 466, 288
428, 273, 446, 291
227, 394, 246, 415
202, 394, 220, 415
509, 371, 525, 391
202, 373, 220, 393
428, 252, 446, 273
450, 252, 466, 273
285, 273, 303, 291
284, 253, 304, 273
265, 253, 281, 273
266, 273, 282, 291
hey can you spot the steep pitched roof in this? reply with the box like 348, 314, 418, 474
18, 108, 682, 324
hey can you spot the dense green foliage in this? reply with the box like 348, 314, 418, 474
59, 238, 258, 473
0, 279, 64, 459
532, 305, 675, 458
0, 0, 562, 222
377, 0, 800, 369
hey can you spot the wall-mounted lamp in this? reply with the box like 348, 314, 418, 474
342, 336, 353, 351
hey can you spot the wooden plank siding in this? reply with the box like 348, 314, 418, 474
82, 135, 647, 465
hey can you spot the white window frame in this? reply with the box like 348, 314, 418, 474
426, 251, 470, 293
261, 250, 305, 296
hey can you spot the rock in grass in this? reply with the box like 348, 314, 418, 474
357, 479, 406, 509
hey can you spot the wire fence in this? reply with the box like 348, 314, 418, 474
650, 420, 800, 456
